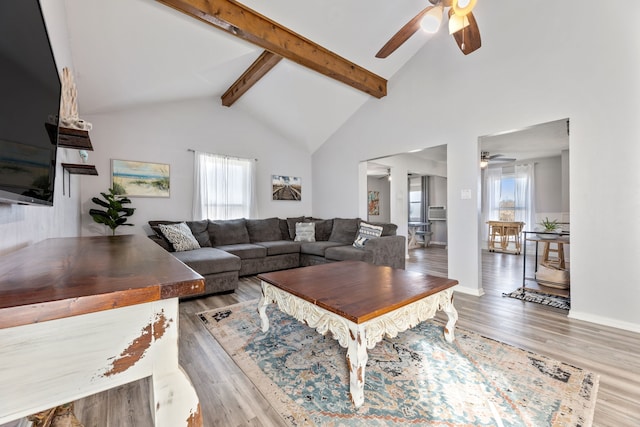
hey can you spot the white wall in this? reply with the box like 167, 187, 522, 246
80, 97, 311, 237
313, 0, 640, 331
0, 0, 81, 256
534, 157, 563, 213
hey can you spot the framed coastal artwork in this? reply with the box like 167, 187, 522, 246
272, 175, 301, 201
368, 190, 380, 215
111, 159, 170, 197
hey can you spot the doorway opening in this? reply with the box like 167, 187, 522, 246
478, 118, 570, 307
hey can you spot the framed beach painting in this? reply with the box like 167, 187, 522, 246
111, 159, 170, 197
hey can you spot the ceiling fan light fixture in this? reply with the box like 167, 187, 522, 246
448, 13, 470, 34
420, 5, 444, 33
480, 151, 489, 168
451, 0, 477, 17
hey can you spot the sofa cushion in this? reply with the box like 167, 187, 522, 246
353, 222, 384, 248
148, 234, 172, 252
158, 222, 201, 252
308, 218, 333, 241
256, 241, 301, 256
294, 222, 316, 242
215, 243, 267, 259
171, 247, 241, 275
325, 245, 373, 263
278, 219, 291, 240
367, 221, 398, 236
299, 241, 345, 257
328, 218, 361, 244
208, 218, 250, 246
149, 220, 181, 251
186, 220, 212, 247
286, 216, 305, 240
246, 217, 282, 243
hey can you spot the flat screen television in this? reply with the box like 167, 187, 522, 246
0, 0, 61, 206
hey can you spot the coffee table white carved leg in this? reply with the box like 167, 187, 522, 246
258, 281, 458, 408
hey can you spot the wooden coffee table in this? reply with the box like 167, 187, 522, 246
257, 261, 458, 408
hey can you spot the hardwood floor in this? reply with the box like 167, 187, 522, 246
3, 247, 639, 426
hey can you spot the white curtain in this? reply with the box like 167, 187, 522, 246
515, 163, 535, 232
192, 151, 257, 220
482, 167, 502, 242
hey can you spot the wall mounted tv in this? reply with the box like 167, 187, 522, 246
0, 0, 61, 206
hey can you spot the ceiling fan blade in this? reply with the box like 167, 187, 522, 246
375, 6, 435, 58
449, 9, 481, 55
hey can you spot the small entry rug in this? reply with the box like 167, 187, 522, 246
198, 301, 598, 426
503, 288, 571, 310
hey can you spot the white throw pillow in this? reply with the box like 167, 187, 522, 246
353, 222, 383, 248
294, 222, 316, 242
158, 222, 201, 252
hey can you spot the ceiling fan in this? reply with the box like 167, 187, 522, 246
376, 0, 481, 59
480, 152, 516, 168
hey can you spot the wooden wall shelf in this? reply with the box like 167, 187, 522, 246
58, 126, 94, 150
46, 123, 94, 150
61, 163, 98, 175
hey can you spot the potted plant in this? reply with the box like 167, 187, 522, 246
537, 217, 560, 238
89, 187, 135, 235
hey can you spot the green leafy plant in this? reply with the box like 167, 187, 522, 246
89, 188, 135, 235
539, 217, 558, 231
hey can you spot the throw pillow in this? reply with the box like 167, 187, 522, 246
158, 222, 201, 252
294, 222, 316, 242
353, 222, 384, 248
329, 218, 360, 244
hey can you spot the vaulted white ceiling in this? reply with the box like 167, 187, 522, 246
63, 0, 461, 152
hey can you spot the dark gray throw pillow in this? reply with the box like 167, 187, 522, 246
328, 218, 361, 244
286, 216, 305, 240
186, 219, 212, 247
309, 218, 333, 241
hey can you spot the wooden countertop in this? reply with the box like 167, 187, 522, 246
0, 235, 204, 329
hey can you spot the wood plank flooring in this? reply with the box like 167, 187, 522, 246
3, 247, 639, 426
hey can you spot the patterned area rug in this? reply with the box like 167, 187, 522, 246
198, 301, 598, 426
503, 288, 571, 310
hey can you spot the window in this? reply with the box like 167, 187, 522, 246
408, 176, 424, 222
192, 151, 257, 220
497, 174, 522, 221
483, 164, 535, 241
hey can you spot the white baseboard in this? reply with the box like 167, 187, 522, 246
568, 310, 640, 333
453, 285, 485, 297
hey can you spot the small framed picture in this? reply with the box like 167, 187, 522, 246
272, 175, 301, 201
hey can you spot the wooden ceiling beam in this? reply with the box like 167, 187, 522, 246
221, 50, 282, 107
156, 0, 387, 99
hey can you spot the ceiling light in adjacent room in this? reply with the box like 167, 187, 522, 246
480, 151, 489, 168
420, 5, 444, 33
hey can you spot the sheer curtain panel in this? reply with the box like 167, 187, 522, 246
514, 163, 535, 230
482, 167, 502, 242
192, 151, 257, 220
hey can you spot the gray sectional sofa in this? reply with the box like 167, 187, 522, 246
148, 217, 405, 298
